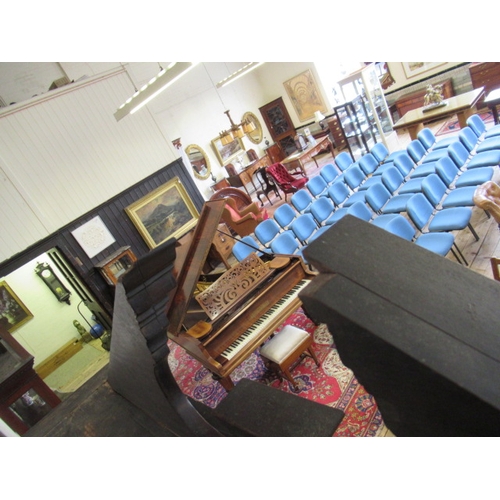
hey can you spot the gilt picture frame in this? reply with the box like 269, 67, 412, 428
125, 177, 199, 249
0, 281, 33, 333
283, 69, 328, 122
211, 136, 245, 166
402, 62, 446, 79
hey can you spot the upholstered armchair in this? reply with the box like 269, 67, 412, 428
266, 163, 308, 201
221, 198, 268, 237
474, 181, 500, 227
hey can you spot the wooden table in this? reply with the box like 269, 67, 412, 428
483, 88, 500, 125
393, 87, 485, 140
226, 155, 270, 196
281, 136, 335, 175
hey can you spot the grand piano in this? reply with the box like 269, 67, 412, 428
102, 198, 344, 436
166, 199, 316, 390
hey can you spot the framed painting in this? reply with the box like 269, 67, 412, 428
211, 136, 245, 166
283, 69, 328, 122
0, 281, 33, 332
125, 177, 199, 249
402, 62, 446, 79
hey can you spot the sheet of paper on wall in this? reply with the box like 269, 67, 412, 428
71, 215, 116, 259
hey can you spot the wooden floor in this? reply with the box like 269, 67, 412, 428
256, 116, 500, 283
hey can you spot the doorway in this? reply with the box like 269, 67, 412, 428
0, 247, 111, 397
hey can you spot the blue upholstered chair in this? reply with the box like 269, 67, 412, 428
340, 168, 368, 206
291, 213, 321, 245
407, 139, 427, 164
371, 213, 457, 260
327, 181, 350, 208
233, 235, 267, 262
358, 153, 386, 187
319, 163, 340, 186
255, 219, 283, 248
417, 127, 457, 151
467, 113, 500, 139
458, 126, 481, 153
325, 201, 373, 226
406, 193, 478, 242
421, 172, 479, 210
335, 151, 354, 172
393, 152, 415, 178
448, 141, 500, 170
358, 153, 379, 176
381, 165, 405, 194
435, 156, 494, 190
365, 182, 393, 215
310, 197, 337, 226
306, 175, 329, 198
365, 181, 412, 215
270, 231, 305, 260
273, 203, 297, 231
370, 142, 405, 167
290, 189, 314, 214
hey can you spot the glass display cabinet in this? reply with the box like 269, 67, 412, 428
336, 63, 394, 152
333, 95, 375, 159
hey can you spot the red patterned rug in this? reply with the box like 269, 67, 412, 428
168, 308, 386, 437
435, 110, 493, 136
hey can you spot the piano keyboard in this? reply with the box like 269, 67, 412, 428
220, 280, 309, 360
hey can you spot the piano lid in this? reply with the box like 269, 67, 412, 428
167, 199, 227, 336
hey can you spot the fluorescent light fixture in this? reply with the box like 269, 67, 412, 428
114, 62, 198, 121
216, 62, 264, 88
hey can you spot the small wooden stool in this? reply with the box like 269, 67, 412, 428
260, 325, 319, 388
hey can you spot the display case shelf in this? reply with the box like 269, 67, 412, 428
334, 94, 376, 159
336, 63, 394, 154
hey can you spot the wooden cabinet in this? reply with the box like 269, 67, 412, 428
469, 62, 500, 107
208, 223, 234, 270
95, 246, 137, 286
264, 143, 285, 164
327, 114, 347, 150
259, 97, 297, 157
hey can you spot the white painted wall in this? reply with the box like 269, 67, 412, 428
2, 252, 95, 365
0, 62, 326, 263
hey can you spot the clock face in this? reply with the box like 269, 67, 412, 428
41, 269, 52, 279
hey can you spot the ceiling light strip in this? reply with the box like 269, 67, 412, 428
216, 62, 264, 89
114, 62, 198, 121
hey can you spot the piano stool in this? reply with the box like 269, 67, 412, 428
259, 325, 319, 389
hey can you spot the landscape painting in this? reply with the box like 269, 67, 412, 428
125, 177, 199, 249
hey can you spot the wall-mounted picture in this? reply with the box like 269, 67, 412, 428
402, 62, 446, 79
283, 69, 328, 122
211, 136, 245, 166
71, 215, 116, 259
0, 281, 34, 332
125, 177, 199, 249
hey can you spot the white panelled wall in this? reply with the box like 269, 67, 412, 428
0, 68, 178, 262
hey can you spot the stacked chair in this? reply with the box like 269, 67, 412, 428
231, 114, 500, 267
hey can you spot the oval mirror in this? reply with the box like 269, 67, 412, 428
185, 144, 211, 180
242, 111, 263, 145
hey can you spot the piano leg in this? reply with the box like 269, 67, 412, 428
214, 374, 235, 391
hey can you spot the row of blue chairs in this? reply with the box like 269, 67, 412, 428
233, 114, 499, 266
